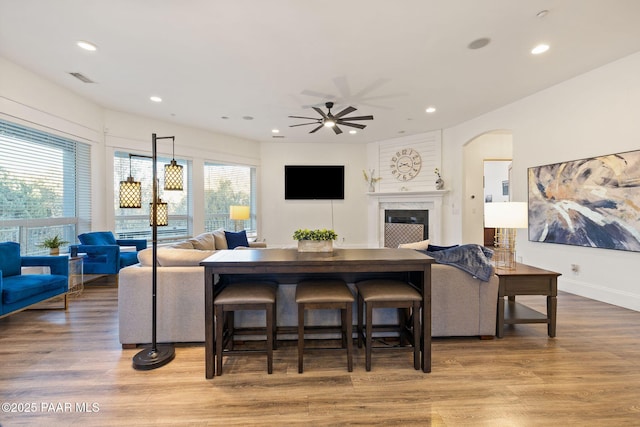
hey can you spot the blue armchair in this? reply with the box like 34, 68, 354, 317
0, 241, 69, 318
70, 231, 147, 277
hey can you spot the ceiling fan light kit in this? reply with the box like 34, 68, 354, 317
289, 101, 373, 135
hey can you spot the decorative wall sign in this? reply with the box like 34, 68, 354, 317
528, 149, 640, 252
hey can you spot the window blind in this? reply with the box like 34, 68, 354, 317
0, 119, 92, 254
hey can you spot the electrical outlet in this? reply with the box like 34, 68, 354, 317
571, 264, 580, 274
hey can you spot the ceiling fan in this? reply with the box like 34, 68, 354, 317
288, 102, 374, 134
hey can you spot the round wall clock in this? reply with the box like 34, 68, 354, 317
390, 148, 422, 181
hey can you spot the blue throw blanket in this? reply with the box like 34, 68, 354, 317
420, 244, 494, 282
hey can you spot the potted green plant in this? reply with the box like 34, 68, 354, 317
38, 234, 69, 255
293, 228, 338, 252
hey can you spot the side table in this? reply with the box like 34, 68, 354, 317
495, 263, 561, 338
67, 255, 84, 298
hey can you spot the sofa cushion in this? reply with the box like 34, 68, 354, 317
398, 239, 430, 250
0, 242, 21, 278
188, 232, 216, 250
212, 228, 228, 250
225, 230, 249, 249
2, 274, 67, 304
168, 240, 194, 249
137, 248, 156, 266
137, 248, 215, 266
78, 231, 117, 246
156, 248, 216, 266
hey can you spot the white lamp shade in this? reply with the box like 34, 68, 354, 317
229, 205, 250, 221
484, 202, 528, 228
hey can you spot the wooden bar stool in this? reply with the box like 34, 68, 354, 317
214, 281, 277, 375
296, 279, 355, 373
356, 279, 422, 371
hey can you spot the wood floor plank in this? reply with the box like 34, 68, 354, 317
1, 281, 640, 426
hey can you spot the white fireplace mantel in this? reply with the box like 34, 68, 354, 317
366, 190, 448, 247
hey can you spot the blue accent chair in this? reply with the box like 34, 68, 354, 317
0, 241, 69, 318
70, 232, 147, 278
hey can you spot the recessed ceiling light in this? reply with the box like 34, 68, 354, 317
243, 116, 254, 120
468, 38, 491, 50
349, 130, 357, 134
76, 40, 97, 51
531, 44, 550, 55
221, 116, 229, 120
150, 96, 162, 103
425, 106, 436, 114
272, 129, 280, 133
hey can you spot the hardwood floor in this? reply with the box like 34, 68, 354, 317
1, 280, 640, 426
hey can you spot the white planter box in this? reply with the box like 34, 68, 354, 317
297, 240, 334, 252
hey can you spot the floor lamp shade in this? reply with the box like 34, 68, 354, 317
119, 176, 142, 208
150, 200, 169, 226
164, 160, 183, 191
484, 202, 528, 269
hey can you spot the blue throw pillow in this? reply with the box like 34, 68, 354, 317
224, 230, 249, 249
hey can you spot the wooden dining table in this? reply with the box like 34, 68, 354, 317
201, 247, 434, 379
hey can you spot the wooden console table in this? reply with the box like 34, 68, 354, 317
201, 248, 434, 379
495, 263, 561, 338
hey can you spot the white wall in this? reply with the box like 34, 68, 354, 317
442, 51, 640, 311
260, 142, 369, 247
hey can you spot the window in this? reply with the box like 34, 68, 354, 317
114, 151, 191, 241
0, 119, 91, 254
204, 163, 256, 233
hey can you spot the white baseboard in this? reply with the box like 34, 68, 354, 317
560, 277, 640, 312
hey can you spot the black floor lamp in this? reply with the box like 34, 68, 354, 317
119, 133, 183, 370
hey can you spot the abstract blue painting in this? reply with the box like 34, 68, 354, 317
528, 150, 640, 252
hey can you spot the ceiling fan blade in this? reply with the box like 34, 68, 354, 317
338, 115, 373, 121
288, 115, 321, 120
312, 106, 328, 119
338, 122, 367, 129
290, 122, 320, 127
309, 124, 324, 133
333, 125, 343, 135
334, 106, 357, 118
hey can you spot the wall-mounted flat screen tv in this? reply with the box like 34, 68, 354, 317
284, 165, 345, 200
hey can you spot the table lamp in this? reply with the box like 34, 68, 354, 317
484, 202, 528, 270
229, 205, 250, 231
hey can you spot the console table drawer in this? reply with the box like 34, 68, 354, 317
502, 276, 555, 295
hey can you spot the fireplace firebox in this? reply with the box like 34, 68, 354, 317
384, 209, 429, 248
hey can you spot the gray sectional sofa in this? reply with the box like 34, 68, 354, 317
118, 235, 499, 347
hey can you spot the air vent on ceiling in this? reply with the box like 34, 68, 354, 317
272, 135, 285, 138
69, 72, 95, 83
